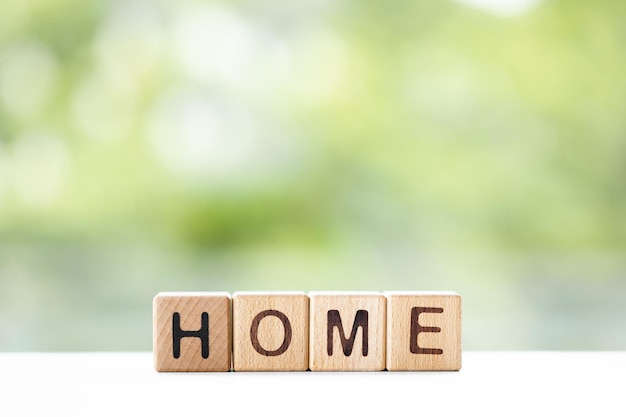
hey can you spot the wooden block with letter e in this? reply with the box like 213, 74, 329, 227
232, 292, 309, 371
309, 292, 386, 371
385, 291, 462, 371
153, 292, 232, 372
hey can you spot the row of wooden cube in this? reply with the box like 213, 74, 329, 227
153, 291, 462, 372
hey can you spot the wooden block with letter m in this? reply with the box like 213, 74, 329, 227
309, 292, 386, 371
153, 292, 232, 372
385, 291, 462, 371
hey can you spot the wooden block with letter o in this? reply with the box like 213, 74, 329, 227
153, 292, 232, 372
233, 292, 309, 371
309, 292, 386, 371
385, 291, 462, 371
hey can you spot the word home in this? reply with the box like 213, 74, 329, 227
153, 291, 461, 372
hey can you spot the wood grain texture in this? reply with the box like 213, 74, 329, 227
153, 292, 231, 372
385, 291, 462, 371
309, 292, 386, 371
232, 292, 309, 371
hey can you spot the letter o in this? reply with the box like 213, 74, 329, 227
250, 309, 293, 356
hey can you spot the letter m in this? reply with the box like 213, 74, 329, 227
327, 310, 369, 356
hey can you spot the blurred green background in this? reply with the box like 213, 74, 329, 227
1, 0, 625, 351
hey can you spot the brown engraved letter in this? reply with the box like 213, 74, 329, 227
410, 307, 444, 355
250, 309, 292, 356
327, 310, 369, 356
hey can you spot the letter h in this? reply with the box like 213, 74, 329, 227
172, 312, 209, 359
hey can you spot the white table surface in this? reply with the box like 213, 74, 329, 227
1, 352, 624, 416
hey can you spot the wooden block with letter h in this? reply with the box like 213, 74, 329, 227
309, 292, 386, 371
153, 292, 232, 372
385, 291, 462, 371
233, 292, 309, 371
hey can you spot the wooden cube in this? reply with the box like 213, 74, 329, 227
153, 292, 231, 372
385, 291, 462, 371
233, 292, 309, 371
309, 292, 386, 371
